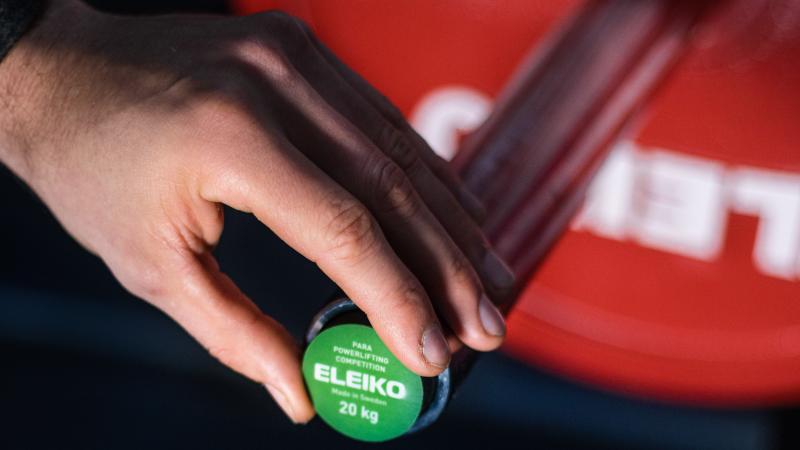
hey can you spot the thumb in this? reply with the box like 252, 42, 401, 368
154, 250, 315, 424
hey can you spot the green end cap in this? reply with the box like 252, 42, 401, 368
302, 324, 423, 442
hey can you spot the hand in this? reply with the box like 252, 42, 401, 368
0, 0, 515, 423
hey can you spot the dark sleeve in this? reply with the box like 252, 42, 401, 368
0, 0, 46, 62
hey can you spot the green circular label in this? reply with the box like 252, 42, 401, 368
302, 324, 423, 442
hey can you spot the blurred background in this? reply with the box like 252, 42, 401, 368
3, 0, 800, 449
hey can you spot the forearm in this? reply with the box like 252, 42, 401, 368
0, 0, 91, 184
0, 0, 49, 180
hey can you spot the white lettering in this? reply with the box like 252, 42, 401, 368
631, 150, 726, 260
346, 369, 362, 390
313, 363, 407, 399
413, 86, 800, 282
330, 367, 346, 386
573, 142, 636, 239
314, 363, 330, 383
729, 168, 800, 280
386, 381, 406, 399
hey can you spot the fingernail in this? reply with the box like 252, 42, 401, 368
459, 186, 486, 219
483, 249, 516, 290
422, 327, 450, 369
479, 294, 506, 337
265, 383, 299, 424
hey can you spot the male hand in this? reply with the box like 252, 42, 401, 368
0, 0, 514, 423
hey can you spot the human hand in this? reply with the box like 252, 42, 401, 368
0, 0, 515, 423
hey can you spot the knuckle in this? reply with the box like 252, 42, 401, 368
201, 304, 264, 371
378, 126, 418, 171
383, 278, 429, 320
449, 250, 480, 291
324, 200, 380, 263
118, 260, 169, 302
371, 158, 420, 218
257, 11, 312, 62
206, 61, 260, 100
232, 36, 297, 83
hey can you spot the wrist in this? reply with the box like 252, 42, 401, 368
0, 0, 97, 183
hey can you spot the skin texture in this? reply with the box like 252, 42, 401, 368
0, 1, 515, 423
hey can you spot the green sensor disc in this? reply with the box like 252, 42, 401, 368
302, 324, 424, 442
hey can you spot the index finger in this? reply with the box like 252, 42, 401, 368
198, 122, 451, 377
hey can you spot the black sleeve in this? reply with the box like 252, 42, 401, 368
0, 0, 46, 62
